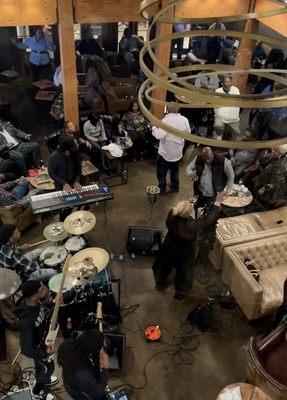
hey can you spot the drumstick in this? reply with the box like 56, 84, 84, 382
26, 239, 50, 249
11, 350, 21, 366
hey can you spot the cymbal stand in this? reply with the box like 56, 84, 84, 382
83, 281, 98, 326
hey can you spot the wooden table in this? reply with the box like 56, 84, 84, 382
103, 149, 129, 187
222, 184, 253, 208
27, 167, 55, 191
217, 383, 272, 400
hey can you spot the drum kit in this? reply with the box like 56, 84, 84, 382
41, 211, 113, 329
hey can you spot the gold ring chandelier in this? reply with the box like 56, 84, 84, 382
138, 0, 287, 149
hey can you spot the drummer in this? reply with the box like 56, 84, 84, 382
0, 224, 57, 282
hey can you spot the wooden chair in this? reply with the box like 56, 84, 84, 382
246, 324, 287, 400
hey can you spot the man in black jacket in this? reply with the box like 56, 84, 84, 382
186, 146, 234, 213
14, 281, 59, 400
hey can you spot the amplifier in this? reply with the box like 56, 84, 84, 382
127, 226, 163, 255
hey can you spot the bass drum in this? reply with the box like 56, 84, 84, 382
64, 236, 86, 254
90, 267, 112, 295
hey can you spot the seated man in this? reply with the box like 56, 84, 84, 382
0, 224, 56, 282
0, 118, 41, 176
59, 121, 92, 156
254, 146, 287, 209
0, 224, 55, 331
0, 176, 41, 206
83, 113, 113, 171
229, 130, 266, 181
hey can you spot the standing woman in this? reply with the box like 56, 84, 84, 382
12, 28, 55, 81
152, 192, 226, 299
120, 100, 149, 161
57, 329, 109, 400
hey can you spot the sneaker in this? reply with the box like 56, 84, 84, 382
32, 392, 44, 400
32, 392, 56, 400
46, 376, 59, 386
46, 394, 56, 400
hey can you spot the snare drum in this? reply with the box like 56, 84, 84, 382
49, 273, 75, 293
40, 246, 67, 268
65, 236, 86, 254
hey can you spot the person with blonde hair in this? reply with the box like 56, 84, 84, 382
152, 191, 226, 299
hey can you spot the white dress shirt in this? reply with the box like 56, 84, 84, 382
214, 86, 240, 123
0, 128, 18, 147
152, 113, 190, 162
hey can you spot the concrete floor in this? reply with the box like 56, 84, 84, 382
1, 152, 266, 400
0, 84, 266, 400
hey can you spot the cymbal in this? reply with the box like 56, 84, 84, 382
69, 247, 109, 282
43, 222, 68, 242
63, 211, 96, 235
0, 268, 21, 300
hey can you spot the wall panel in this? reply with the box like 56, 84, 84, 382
75, 0, 143, 23
0, 0, 57, 26
175, 0, 251, 18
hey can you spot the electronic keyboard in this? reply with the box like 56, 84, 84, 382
30, 184, 114, 214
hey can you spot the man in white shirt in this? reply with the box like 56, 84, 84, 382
152, 105, 190, 192
214, 76, 241, 141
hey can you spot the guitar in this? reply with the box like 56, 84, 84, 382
44, 254, 71, 347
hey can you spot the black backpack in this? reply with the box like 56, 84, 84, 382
186, 303, 213, 331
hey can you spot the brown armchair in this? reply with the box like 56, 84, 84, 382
0, 204, 39, 231
246, 324, 287, 400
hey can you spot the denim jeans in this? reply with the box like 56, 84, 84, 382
156, 155, 179, 191
10, 181, 29, 200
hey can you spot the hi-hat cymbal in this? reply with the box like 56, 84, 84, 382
63, 211, 96, 235
43, 222, 69, 242
69, 247, 109, 278
0, 268, 21, 300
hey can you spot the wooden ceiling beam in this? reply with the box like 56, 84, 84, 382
0, 0, 57, 27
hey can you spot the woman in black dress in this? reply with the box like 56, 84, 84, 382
152, 191, 226, 299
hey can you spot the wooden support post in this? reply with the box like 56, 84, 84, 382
57, 0, 79, 127
233, 0, 258, 93
151, 0, 174, 120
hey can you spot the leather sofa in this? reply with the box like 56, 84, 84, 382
222, 234, 287, 320
246, 324, 287, 400
209, 207, 287, 270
